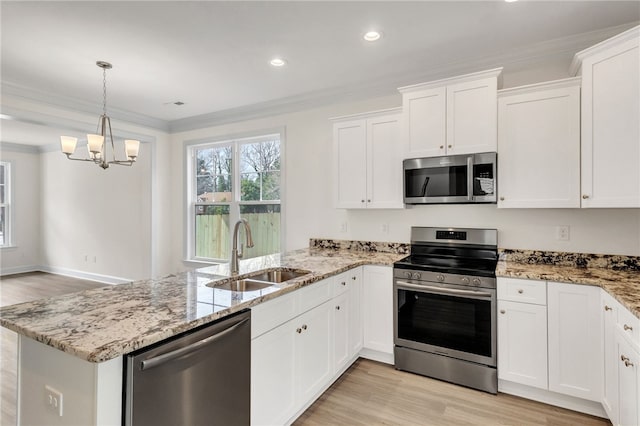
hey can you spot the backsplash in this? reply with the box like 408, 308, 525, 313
310, 238, 409, 255
499, 249, 640, 271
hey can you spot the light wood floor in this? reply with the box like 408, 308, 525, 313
0, 272, 105, 426
295, 358, 611, 426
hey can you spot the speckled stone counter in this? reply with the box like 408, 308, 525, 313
497, 249, 640, 318
0, 247, 405, 363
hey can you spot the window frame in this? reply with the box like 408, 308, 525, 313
184, 130, 285, 264
0, 161, 12, 248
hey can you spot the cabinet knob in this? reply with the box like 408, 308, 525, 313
448, 145, 452, 149
302, 324, 308, 330
582, 195, 589, 199
518, 289, 524, 294
500, 310, 506, 314
624, 324, 633, 332
367, 199, 371, 202
336, 306, 341, 310
621, 355, 635, 367
439, 145, 444, 149
296, 328, 302, 334
341, 281, 346, 286
351, 276, 357, 281
500, 197, 505, 201
604, 305, 612, 311
361, 199, 365, 203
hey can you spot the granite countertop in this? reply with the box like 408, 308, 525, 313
0, 247, 405, 363
497, 257, 640, 318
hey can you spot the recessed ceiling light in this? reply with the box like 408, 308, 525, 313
270, 58, 286, 67
363, 31, 382, 42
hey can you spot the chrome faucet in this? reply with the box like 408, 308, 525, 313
231, 219, 254, 274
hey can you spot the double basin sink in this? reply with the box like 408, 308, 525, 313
207, 268, 311, 292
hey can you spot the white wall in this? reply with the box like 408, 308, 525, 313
0, 148, 42, 273
171, 63, 640, 262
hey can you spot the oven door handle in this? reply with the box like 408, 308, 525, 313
395, 281, 493, 299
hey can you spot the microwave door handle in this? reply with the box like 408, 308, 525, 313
396, 281, 493, 299
467, 156, 474, 201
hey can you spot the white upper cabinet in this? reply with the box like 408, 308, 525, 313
332, 109, 404, 209
399, 68, 502, 159
571, 26, 640, 208
497, 78, 581, 208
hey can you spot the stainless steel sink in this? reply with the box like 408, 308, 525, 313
214, 279, 275, 292
248, 269, 311, 283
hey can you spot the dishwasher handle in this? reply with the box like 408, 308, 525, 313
140, 317, 249, 371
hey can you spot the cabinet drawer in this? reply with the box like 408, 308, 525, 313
252, 290, 297, 339
617, 304, 640, 347
332, 271, 351, 297
497, 278, 546, 305
297, 279, 332, 314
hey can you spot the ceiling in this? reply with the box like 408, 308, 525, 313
1, 1, 639, 145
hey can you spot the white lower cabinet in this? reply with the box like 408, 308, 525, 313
547, 281, 602, 402
362, 265, 394, 363
332, 291, 350, 373
498, 299, 548, 389
602, 290, 640, 426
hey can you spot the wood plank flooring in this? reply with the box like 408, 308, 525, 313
0, 272, 105, 426
295, 358, 611, 426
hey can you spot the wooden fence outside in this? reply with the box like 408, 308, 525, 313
195, 212, 281, 260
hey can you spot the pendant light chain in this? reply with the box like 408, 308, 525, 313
103, 67, 107, 116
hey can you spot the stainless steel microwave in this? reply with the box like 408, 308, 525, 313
403, 152, 497, 204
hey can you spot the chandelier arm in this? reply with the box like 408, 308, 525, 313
63, 154, 102, 163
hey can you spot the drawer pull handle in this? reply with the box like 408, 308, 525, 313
624, 324, 633, 332
500, 197, 505, 201
352, 276, 357, 281
582, 194, 589, 199
621, 355, 635, 367
604, 305, 612, 311
296, 328, 302, 334
336, 306, 341, 310
302, 324, 308, 330
500, 310, 506, 314
517, 289, 523, 294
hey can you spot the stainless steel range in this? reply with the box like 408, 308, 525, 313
393, 227, 498, 394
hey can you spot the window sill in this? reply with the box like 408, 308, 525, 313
0, 245, 17, 250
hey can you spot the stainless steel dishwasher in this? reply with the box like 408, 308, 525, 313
124, 310, 251, 426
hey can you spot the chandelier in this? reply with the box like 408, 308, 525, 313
60, 61, 140, 169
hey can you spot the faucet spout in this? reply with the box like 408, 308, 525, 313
231, 219, 254, 274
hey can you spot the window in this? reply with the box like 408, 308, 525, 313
0, 161, 11, 247
188, 134, 282, 262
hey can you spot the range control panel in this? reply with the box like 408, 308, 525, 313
436, 230, 467, 241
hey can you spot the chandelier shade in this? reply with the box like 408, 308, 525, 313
60, 61, 140, 169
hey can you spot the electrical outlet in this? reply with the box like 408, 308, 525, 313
556, 226, 570, 241
84, 254, 88, 262
340, 222, 348, 233
45, 385, 63, 417
92, 255, 97, 263
381, 223, 389, 233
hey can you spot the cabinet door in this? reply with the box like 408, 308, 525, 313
333, 119, 367, 208
333, 292, 350, 373
296, 301, 333, 405
348, 267, 363, 357
547, 282, 602, 401
617, 336, 640, 426
497, 300, 548, 389
581, 37, 640, 207
366, 114, 404, 208
402, 87, 446, 158
447, 77, 498, 155
497, 83, 580, 208
602, 293, 620, 424
251, 320, 297, 426
362, 266, 394, 358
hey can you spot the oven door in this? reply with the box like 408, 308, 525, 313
394, 279, 496, 367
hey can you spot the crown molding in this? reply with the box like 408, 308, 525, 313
498, 77, 582, 97
398, 68, 504, 94
0, 141, 40, 154
329, 107, 402, 122
1, 82, 170, 133
569, 24, 640, 76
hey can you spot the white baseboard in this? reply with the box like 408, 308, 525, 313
0, 265, 40, 276
37, 265, 131, 285
499, 379, 608, 419
359, 347, 394, 365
